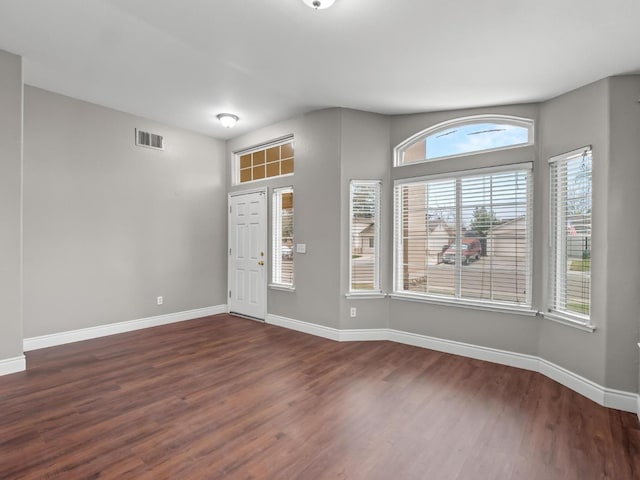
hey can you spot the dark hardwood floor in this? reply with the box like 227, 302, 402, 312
1, 314, 638, 479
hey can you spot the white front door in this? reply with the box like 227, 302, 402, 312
228, 190, 267, 320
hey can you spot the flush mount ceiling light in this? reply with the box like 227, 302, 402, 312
302, 0, 336, 10
216, 113, 239, 128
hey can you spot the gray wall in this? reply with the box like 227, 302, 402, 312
23, 87, 227, 337
387, 104, 541, 356
227, 109, 343, 328
0, 49, 23, 361
340, 109, 391, 330
605, 76, 640, 392
538, 79, 610, 387
5, 58, 638, 395
224, 91, 639, 393
538, 76, 640, 394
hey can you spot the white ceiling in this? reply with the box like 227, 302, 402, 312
0, 0, 639, 140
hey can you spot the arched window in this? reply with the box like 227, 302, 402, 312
392, 114, 535, 312
395, 115, 534, 166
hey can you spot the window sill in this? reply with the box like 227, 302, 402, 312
389, 293, 538, 317
269, 284, 295, 293
542, 312, 595, 333
345, 292, 387, 299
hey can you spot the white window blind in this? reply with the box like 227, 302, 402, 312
350, 181, 381, 292
549, 147, 592, 322
272, 187, 294, 286
394, 164, 532, 307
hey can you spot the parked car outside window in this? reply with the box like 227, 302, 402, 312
442, 238, 481, 265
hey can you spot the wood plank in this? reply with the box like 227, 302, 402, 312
0, 314, 638, 479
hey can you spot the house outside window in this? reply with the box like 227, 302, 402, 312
394, 166, 532, 308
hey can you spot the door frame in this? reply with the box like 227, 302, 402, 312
227, 187, 268, 320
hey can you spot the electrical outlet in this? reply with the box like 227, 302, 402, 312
350, 307, 357, 318
157, 296, 163, 305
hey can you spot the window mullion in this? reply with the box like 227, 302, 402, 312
455, 178, 462, 299
489, 175, 494, 301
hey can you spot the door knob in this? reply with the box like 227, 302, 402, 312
258, 260, 264, 266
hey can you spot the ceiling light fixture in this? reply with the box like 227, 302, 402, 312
302, 0, 336, 10
216, 113, 239, 128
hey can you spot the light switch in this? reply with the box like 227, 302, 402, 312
296, 243, 307, 254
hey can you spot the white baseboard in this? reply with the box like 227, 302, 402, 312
388, 329, 540, 372
0, 355, 26, 376
339, 328, 389, 342
538, 359, 638, 412
23, 305, 227, 352
18, 308, 638, 414
265, 314, 639, 414
266, 314, 341, 341
603, 387, 639, 413
637, 344, 640, 422
266, 315, 389, 343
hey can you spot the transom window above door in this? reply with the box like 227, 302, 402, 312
395, 115, 534, 166
234, 135, 294, 185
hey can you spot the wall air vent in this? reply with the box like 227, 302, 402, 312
135, 129, 164, 150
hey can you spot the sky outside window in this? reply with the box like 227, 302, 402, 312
425, 123, 529, 160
